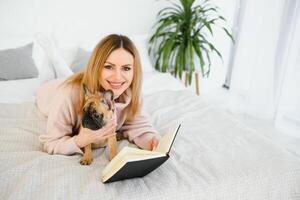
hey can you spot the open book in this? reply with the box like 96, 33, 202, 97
101, 124, 181, 183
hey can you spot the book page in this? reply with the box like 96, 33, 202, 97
102, 146, 162, 176
103, 147, 147, 175
155, 124, 181, 154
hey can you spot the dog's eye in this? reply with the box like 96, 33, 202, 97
93, 113, 101, 118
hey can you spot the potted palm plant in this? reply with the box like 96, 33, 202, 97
148, 0, 234, 93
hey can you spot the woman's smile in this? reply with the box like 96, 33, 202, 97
100, 48, 134, 98
107, 81, 125, 90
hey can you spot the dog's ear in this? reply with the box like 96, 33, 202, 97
82, 84, 92, 99
103, 90, 114, 110
103, 90, 114, 101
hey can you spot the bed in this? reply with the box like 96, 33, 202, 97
1, 69, 300, 199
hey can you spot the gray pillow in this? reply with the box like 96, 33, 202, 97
70, 48, 91, 73
0, 43, 39, 80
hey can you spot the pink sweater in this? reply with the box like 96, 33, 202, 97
36, 79, 160, 155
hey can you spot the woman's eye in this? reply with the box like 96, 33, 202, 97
104, 65, 112, 70
123, 66, 132, 71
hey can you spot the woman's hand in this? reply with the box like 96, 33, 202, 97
150, 138, 159, 151
75, 118, 117, 148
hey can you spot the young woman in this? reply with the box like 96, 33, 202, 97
36, 34, 160, 157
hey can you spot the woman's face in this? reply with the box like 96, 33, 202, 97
100, 48, 134, 99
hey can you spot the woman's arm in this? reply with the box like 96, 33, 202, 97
37, 81, 84, 155
38, 86, 83, 155
120, 112, 161, 151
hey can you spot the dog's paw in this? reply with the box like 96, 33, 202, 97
109, 153, 116, 161
80, 158, 93, 165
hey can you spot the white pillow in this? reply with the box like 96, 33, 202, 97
52, 35, 79, 68
128, 34, 155, 72
32, 37, 56, 82
70, 48, 90, 73
0, 35, 55, 103
34, 33, 74, 78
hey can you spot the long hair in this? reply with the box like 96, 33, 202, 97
63, 34, 142, 121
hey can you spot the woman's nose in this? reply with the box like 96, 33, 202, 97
113, 69, 123, 79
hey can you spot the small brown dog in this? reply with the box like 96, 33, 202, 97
78, 84, 117, 165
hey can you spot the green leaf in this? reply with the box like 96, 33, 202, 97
157, 6, 181, 17
202, 7, 218, 14
203, 20, 213, 35
218, 15, 226, 21
222, 27, 235, 43
179, 56, 184, 79
209, 43, 222, 60
187, 39, 194, 85
193, 39, 205, 76
169, 1, 184, 13
174, 44, 183, 78
162, 39, 175, 72
201, 45, 211, 76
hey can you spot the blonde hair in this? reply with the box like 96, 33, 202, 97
63, 34, 142, 121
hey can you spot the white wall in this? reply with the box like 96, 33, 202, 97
0, 0, 236, 92
0, 0, 170, 39
0, 0, 235, 43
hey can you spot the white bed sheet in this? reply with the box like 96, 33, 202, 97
0, 78, 41, 103
142, 71, 186, 95
1, 82, 300, 199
